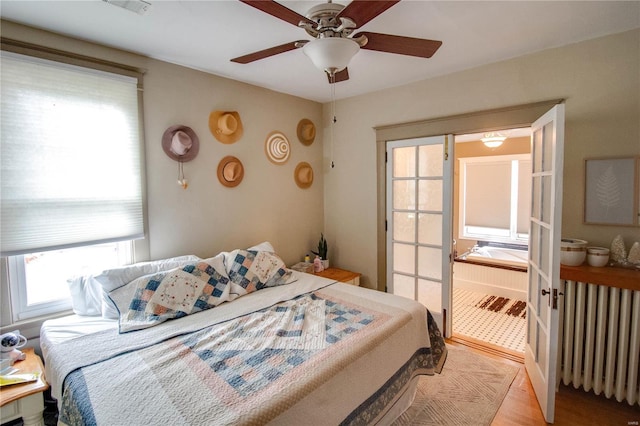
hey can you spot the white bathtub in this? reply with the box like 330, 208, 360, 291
454, 246, 528, 300
462, 246, 528, 269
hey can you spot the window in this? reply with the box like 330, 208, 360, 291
1, 42, 145, 320
458, 154, 531, 245
7, 242, 132, 321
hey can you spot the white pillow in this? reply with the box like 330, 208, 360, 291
67, 275, 103, 316
94, 255, 201, 319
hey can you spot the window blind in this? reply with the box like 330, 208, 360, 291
1, 51, 144, 256
465, 161, 512, 229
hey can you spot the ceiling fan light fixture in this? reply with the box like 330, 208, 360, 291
481, 132, 507, 148
303, 37, 359, 75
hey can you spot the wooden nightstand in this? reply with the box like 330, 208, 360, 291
0, 348, 49, 426
315, 267, 361, 286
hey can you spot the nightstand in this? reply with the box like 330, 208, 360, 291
0, 348, 49, 426
315, 267, 361, 286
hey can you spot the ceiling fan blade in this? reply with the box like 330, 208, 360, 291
337, 0, 399, 28
355, 32, 442, 58
231, 41, 306, 64
326, 68, 350, 84
240, 0, 314, 27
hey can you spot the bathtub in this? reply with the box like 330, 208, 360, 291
454, 245, 528, 300
460, 245, 528, 270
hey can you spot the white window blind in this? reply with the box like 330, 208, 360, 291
459, 154, 531, 244
1, 50, 144, 256
465, 161, 512, 229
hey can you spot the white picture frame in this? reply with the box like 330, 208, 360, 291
584, 157, 639, 226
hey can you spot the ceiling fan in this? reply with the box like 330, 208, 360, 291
231, 0, 442, 83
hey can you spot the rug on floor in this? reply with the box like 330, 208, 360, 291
392, 345, 519, 426
476, 295, 526, 318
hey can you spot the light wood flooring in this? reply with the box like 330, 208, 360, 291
446, 340, 640, 425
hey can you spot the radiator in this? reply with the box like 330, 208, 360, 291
559, 280, 640, 406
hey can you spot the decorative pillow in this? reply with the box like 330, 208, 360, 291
225, 249, 293, 298
111, 256, 230, 333
221, 241, 274, 265
95, 255, 201, 319
67, 275, 103, 316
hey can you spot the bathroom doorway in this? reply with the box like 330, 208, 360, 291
452, 127, 531, 358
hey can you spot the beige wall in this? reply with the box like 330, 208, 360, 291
323, 29, 639, 290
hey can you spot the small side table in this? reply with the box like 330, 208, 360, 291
316, 267, 361, 286
0, 347, 49, 426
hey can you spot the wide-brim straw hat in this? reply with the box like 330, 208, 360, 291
265, 131, 291, 164
209, 111, 243, 144
294, 162, 313, 189
162, 125, 199, 162
217, 156, 244, 188
297, 119, 316, 146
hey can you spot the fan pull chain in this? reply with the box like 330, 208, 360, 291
330, 73, 336, 169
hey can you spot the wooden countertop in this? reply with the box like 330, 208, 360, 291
560, 263, 639, 291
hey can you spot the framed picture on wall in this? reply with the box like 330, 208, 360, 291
584, 156, 639, 226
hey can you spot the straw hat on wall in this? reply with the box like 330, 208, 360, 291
162, 125, 199, 162
297, 119, 316, 146
209, 111, 243, 144
217, 156, 244, 188
294, 162, 313, 189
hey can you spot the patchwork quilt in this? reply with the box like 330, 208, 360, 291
47, 276, 446, 426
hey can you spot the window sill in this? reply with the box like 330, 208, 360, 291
0, 309, 74, 341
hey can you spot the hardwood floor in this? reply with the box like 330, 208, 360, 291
446, 340, 640, 425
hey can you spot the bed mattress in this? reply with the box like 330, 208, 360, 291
41, 272, 446, 425
40, 314, 116, 345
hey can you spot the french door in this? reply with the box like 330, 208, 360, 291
386, 135, 453, 334
524, 104, 565, 423
381, 101, 564, 422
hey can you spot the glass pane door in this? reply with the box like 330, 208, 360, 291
525, 104, 564, 423
387, 136, 453, 333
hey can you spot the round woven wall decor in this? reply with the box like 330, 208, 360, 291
265, 131, 290, 165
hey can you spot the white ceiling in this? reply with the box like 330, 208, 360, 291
1, 1, 639, 103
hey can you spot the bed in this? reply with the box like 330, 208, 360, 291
41, 243, 446, 425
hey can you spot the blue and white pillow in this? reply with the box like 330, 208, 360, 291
110, 255, 229, 333
225, 249, 293, 298
95, 255, 202, 319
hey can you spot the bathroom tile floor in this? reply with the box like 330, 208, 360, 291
452, 287, 526, 353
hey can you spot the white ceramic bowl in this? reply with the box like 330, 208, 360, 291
560, 238, 588, 266
587, 246, 610, 267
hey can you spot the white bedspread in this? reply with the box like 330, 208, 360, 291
42, 271, 332, 402
41, 272, 445, 425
